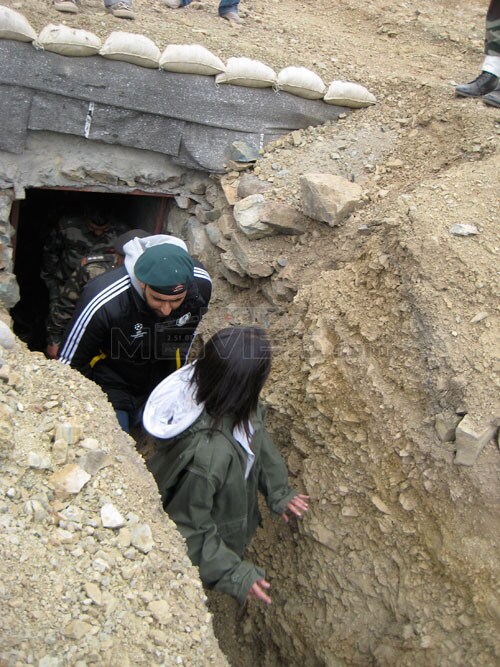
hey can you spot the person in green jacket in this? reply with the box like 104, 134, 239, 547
144, 326, 309, 605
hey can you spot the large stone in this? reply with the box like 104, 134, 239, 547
220, 178, 238, 206
204, 183, 220, 207
0, 319, 14, 350
63, 620, 95, 640
220, 251, 252, 289
186, 218, 211, 260
454, 415, 498, 466
300, 173, 363, 226
230, 234, 274, 279
184, 174, 208, 195
52, 438, 68, 465
131, 523, 154, 554
233, 194, 270, 239
217, 213, 236, 240
225, 159, 254, 172
0, 192, 13, 223
261, 264, 298, 306
194, 203, 221, 225
220, 266, 252, 289
261, 279, 297, 306
48, 464, 91, 495
148, 600, 173, 625
205, 223, 230, 251
0, 275, 20, 309
174, 194, 191, 210
233, 196, 305, 239
78, 450, 112, 475
450, 223, 479, 237
101, 503, 126, 529
27, 451, 51, 469
261, 201, 306, 235
237, 174, 272, 199
230, 141, 260, 163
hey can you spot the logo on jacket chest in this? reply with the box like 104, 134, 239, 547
129, 313, 192, 341
131, 323, 148, 340
176, 312, 191, 327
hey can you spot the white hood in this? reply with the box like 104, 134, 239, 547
123, 234, 188, 297
143, 363, 204, 439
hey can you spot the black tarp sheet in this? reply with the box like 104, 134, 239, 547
0, 40, 346, 172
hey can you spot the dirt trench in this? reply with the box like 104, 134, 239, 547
3, 182, 499, 665
1, 114, 499, 666
0, 0, 499, 664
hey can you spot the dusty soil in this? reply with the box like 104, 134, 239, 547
0, 341, 229, 666
1, 0, 499, 665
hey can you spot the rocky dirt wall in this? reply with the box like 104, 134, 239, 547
0, 336, 228, 667
240, 162, 500, 665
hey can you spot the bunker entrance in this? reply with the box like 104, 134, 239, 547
10, 187, 173, 354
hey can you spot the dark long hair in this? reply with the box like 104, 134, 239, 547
192, 327, 272, 436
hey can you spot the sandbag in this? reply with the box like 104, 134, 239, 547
0, 6, 37, 42
35, 24, 101, 57
276, 66, 326, 100
100, 31, 160, 69
216, 57, 276, 88
323, 80, 376, 108
160, 44, 225, 75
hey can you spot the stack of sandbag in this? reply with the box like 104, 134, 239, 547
276, 66, 326, 100
0, 5, 36, 42
100, 31, 160, 68
159, 44, 225, 75
35, 24, 101, 56
216, 57, 276, 88
0, 4, 377, 107
323, 80, 376, 108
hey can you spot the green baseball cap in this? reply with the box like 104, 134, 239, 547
134, 244, 194, 295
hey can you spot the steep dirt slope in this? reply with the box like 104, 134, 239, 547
0, 340, 228, 666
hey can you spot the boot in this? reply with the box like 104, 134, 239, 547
106, 1, 135, 19
54, 0, 79, 13
483, 87, 500, 108
221, 11, 244, 24
455, 71, 499, 97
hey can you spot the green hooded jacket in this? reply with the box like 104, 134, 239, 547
147, 404, 297, 604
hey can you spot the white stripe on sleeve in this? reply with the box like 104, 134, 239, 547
59, 275, 131, 364
193, 267, 212, 283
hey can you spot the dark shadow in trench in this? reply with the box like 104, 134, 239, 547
9, 187, 172, 353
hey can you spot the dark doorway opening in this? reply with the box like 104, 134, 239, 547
10, 187, 172, 353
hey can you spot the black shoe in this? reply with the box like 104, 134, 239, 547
483, 86, 500, 108
455, 71, 499, 97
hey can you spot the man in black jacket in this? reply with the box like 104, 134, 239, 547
59, 235, 212, 431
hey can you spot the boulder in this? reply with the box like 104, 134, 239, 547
186, 218, 211, 261
261, 201, 306, 235
234, 196, 306, 238
233, 194, 270, 239
300, 173, 363, 226
237, 173, 272, 199
220, 251, 253, 289
454, 415, 498, 466
230, 233, 274, 278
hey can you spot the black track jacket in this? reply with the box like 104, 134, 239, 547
59, 262, 212, 412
